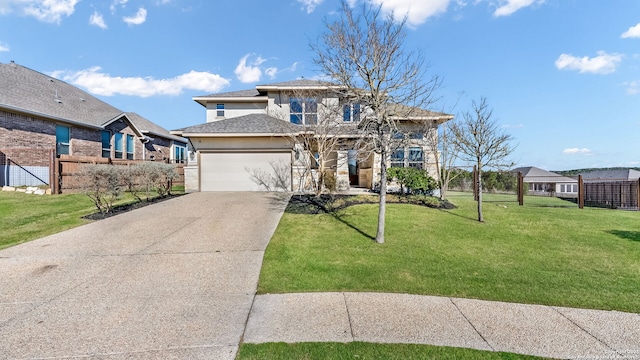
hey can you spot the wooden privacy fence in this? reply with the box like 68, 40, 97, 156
583, 179, 640, 210
53, 155, 184, 194
514, 173, 640, 210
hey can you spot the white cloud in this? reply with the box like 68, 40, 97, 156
123, 7, 146, 25
265, 67, 278, 79
562, 148, 592, 155
53, 66, 230, 97
0, 41, 9, 52
235, 54, 270, 83
110, 0, 128, 13
89, 11, 107, 29
15, 0, 79, 23
554, 51, 622, 75
493, 0, 540, 17
621, 23, 640, 39
369, 0, 450, 26
297, 0, 323, 13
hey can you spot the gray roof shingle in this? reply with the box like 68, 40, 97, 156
0, 61, 183, 143
580, 169, 640, 181
176, 113, 301, 135
0, 61, 123, 128
512, 166, 577, 183
125, 112, 186, 143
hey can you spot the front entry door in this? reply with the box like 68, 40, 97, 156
348, 150, 358, 186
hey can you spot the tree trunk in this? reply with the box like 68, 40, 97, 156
376, 147, 387, 244
477, 166, 484, 222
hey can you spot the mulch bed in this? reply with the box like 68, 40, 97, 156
286, 193, 456, 215
83, 193, 184, 221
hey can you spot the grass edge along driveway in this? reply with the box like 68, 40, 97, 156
258, 192, 640, 313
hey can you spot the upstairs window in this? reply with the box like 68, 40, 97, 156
126, 134, 134, 160
55, 125, 70, 156
343, 103, 360, 122
101, 131, 111, 158
216, 104, 224, 117
290, 98, 317, 125
114, 132, 123, 159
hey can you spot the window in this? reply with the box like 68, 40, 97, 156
126, 134, 134, 160
174, 145, 186, 164
101, 131, 111, 158
343, 103, 360, 122
290, 98, 317, 125
216, 104, 224, 117
310, 152, 319, 169
55, 125, 70, 156
407, 147, 424, 169
114, 132, 123, 159
390, 147, 424, 169
391, 148, 405, 168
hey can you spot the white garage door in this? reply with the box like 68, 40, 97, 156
200, 151, 291, 191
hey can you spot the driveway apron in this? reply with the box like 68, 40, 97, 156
0, 192, 290, 360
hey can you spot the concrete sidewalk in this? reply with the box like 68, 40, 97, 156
244, 292, 640, 359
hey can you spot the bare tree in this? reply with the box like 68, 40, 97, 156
269, 87, 353, 196
424, 120, 462, 200
312, 1, 441, 243
449, 97, 516, 222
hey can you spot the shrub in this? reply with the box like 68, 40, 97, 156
388, 167, 437, 195
323, 171, 337, 193
79, 164, 124, 213
136, 162, 179, 200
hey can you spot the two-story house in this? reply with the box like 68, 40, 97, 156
172, 80, 453, 192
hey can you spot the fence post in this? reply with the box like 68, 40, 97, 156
578, 175, 584, 209
637, 178, 640, 211
518, 171, 524, 206
48, 149, 55, 193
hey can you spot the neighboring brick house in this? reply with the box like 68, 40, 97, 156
0, 61, 187, 187
172, 80, 453, 192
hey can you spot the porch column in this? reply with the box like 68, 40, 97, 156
336, 150, 350, 191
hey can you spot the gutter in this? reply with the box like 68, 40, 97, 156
0, 104, 103, 130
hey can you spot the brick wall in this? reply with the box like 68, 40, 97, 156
0, 109, 106, 166
0, 110, 56, 166
146, 137, 172, 161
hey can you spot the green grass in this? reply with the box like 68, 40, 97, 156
237, 342, 544, 360
0, 191, 96, 249
258, 192, 640, 313
0, 187, 184, 250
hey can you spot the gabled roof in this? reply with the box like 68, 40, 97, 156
512, 166, 577, 183
0, 61, 184, 143
580, 169, 640, 181
124, 112, 186, 143
173, 113, 302, 136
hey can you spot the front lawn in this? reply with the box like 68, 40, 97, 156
0, 191, 96, 250
258, 192, 640, 313
0, 188, 183, 250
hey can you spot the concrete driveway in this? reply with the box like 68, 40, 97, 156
0, 192, 290, 359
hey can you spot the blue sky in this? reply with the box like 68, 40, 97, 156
1, 0, 639, 171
